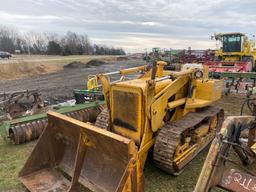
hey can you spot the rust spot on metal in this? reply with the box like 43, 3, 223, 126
220, 168, 256, 192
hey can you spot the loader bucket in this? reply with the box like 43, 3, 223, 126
19, 111, 139, 192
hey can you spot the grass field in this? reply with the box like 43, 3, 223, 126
0, 94, 246, 192
0, 137, 34, 192
0, 136, 207, 192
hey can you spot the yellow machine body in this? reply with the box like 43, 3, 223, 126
87, 75, 99, 90
110, 76, 222, 144
19, 62, 223, 192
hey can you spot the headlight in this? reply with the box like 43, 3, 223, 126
195, 70, 203, 78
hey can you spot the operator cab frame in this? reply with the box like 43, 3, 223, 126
222, 33, 244, 53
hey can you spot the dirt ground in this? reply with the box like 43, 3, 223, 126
0, 57, 141, 103
0, 55, 121, 80
0, 57, 251, 192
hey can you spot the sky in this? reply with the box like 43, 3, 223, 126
0, 0, 256, 53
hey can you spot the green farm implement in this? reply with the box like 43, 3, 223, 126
0, 101, 104, 144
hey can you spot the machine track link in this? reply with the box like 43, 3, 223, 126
153, 106, 224, 175
95, 108, 109, 130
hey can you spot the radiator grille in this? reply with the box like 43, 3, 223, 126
112, 90, 139, 131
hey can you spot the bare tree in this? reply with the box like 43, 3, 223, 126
0, 25, 19, 53
0, 25, 125, 55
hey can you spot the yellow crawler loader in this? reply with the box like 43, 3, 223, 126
19, 61, 224, 192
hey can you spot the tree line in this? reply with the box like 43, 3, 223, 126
0, 26, 125, 55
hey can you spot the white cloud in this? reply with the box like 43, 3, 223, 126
0, 0, 256, 52
141, 22, 163, 27
0, 11, 62, 22
91, 32, 216, 53
82, 19, 163, 27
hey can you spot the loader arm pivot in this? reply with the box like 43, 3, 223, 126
151, 75, 190, 132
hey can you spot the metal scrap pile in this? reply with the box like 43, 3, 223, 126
0, 88, 105, 145
0, 89, 44, 120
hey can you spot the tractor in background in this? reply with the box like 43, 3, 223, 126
207, 32, 256, 73
206, 32, 256, 94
